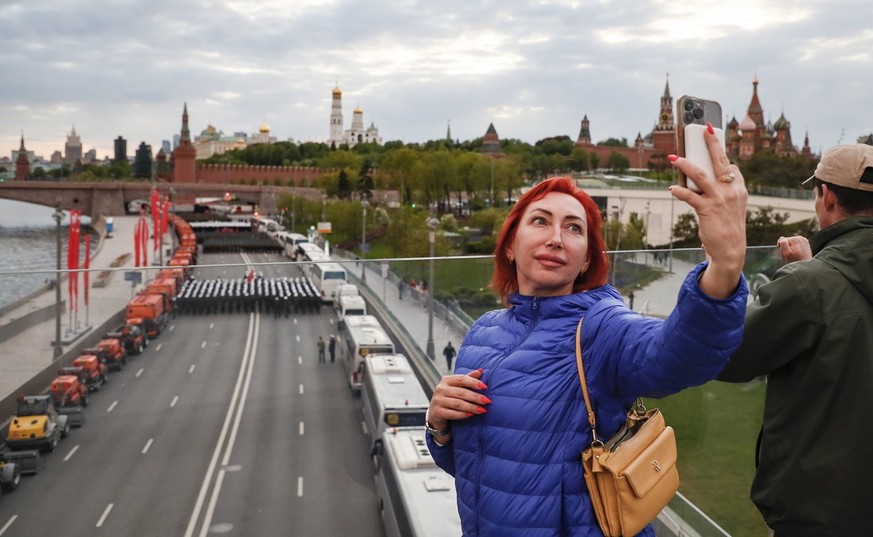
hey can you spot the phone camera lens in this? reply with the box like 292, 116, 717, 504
684, 111, 695, 123
684, 100, 695, 111
693, 108, 704, 120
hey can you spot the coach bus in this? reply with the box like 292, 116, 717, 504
339, 315, 395, 392
374, 427, 462, 537
361, 353, 429, 455
309, 262, 347, 303
280, 232, 309, 259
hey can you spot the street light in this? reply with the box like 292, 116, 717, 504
425, 214, 439, 360
360, 199, 369, 282
52, 201, 64, 360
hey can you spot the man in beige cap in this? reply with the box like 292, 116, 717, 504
719, 144, 873, 536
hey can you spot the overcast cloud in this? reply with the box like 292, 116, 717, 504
3, 0, 872, 160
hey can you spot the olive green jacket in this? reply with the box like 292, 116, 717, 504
719, 216, 873, 536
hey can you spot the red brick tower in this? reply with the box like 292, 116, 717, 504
15, 134, 30, 181
651, 76, 676, 155
171, 103, 197, 183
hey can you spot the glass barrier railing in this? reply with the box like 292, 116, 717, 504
0, 240, 784, 536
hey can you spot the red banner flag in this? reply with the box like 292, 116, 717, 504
67, 210, 80, 313
135, 212, 149, 268
150, 188, 160, 252
139, 215, 149, 267
83, 234, 90, 307
161, 195, 169, 239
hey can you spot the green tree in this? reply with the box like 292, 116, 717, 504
607, 151, 631, 174
672, 212, 700, 247
598, 137, 629, 148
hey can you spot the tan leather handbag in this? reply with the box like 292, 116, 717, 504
574, 319, 679, 537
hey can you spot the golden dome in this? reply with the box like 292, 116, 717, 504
259, 121, 270, 133
332, 86, 342, 95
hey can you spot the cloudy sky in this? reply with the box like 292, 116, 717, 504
3, 0, 872, 161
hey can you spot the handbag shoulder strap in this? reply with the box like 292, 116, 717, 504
575, 318, 601, 444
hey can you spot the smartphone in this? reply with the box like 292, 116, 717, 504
675, 95, 725, 193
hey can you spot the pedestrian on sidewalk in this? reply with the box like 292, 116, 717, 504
317, 336, 326, 363
398, 278, 405, 299
328, 334, 336, 362
442, 342, 456, 371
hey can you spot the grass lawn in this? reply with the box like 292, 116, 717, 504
649, 380, 769, 536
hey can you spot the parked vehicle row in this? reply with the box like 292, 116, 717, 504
0, 214, 196, 502
335, 307, 461, 537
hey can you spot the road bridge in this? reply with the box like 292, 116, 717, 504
0, 180, 325, 218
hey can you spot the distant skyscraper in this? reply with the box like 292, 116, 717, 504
114, 136, 128, 163
133, 142, 153, 178
65, 125, 83, 165
162, 140, 171, 155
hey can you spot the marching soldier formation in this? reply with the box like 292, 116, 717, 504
175, 276, 322, 317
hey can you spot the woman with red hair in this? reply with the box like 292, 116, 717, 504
426, 126, 749, 536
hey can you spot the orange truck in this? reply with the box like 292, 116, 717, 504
92, 338, 128, 371
126, 293, 169, 338
50, 375, 89, 409
66, 354, 108, 391
142, 277, 178, 313
106, 322, 148, 355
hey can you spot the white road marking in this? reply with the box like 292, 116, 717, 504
189, 364, 196, 374
201, 341, 207, 349
63, 445, 79, 461
210, 323, 214, 329
299, 384, 304, 395
298, 356, 302, 364
142, 438, 154, 454
297, 477, 304, 497
0, 515, 17, 535
136, 368, 144, 378
170, 395, 179, 407
107, 401, 118, 413
299, 421, 304, 436
96, 504, 114, 527
155, 343, 162, 352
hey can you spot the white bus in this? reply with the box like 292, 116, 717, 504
309, 261, 347, 303
297, 241, 327, 262
362, 353, 429, 454
375, 427, 462, 537
339, 315, 395, 392
280, 232, 309, 259
335, 293, 367, 327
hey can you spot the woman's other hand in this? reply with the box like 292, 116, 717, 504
428, 368, 491, 431
669, 123, 749, 299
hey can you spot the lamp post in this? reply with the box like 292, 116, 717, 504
52, 201, 64, 359
425, 215, 439, 360
360, 199, 369, 282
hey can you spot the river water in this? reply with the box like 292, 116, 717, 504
0, 199, 94, 309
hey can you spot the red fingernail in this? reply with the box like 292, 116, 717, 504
481, 396, 492, 404
706, 121, 714, 134
667, 154, 678, 162
477, 406, 487, 414
466, 412, 473, 417
477, 381, 488, 390
476, 368, 484, 373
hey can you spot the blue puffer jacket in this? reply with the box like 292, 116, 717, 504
428, 263, 747, 536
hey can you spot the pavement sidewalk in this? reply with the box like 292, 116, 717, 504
0, 215, 149, 399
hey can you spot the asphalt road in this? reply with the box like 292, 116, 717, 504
0, 251, 385, 537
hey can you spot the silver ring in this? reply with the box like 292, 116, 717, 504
717, 172, 736, 183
